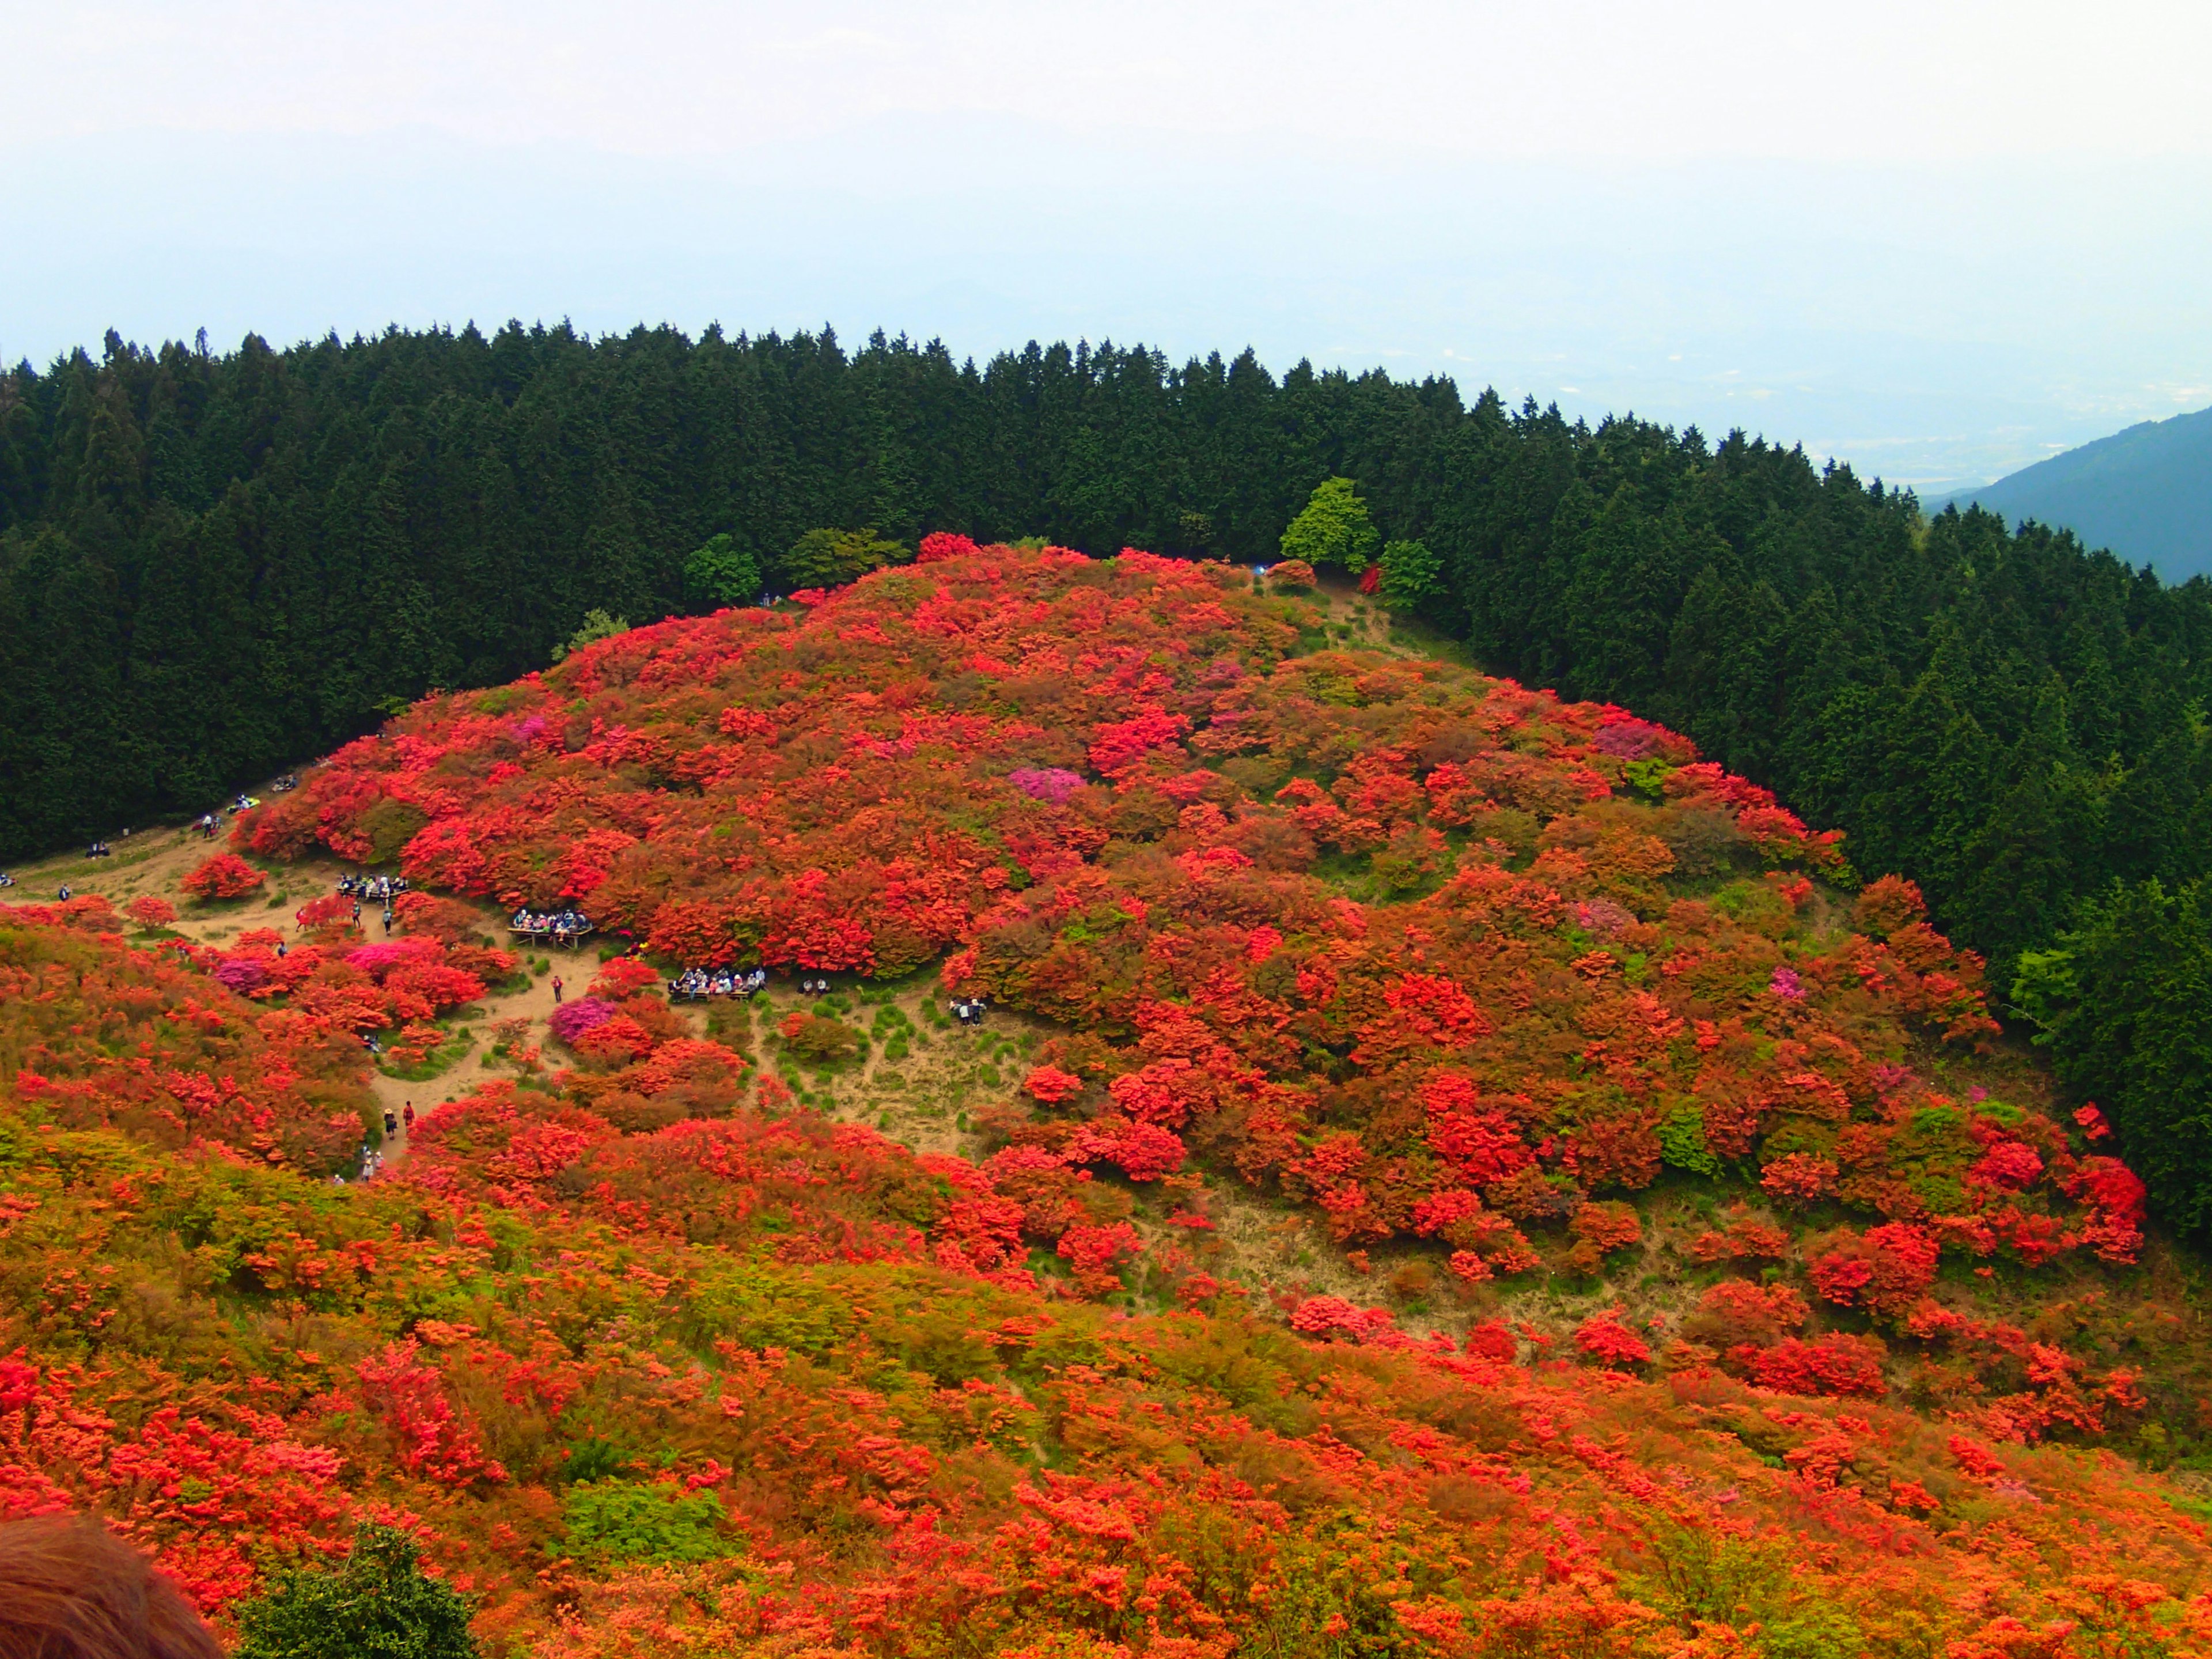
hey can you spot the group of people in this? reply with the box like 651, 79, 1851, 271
510, 907, 593, 945
83, 840, 115, 858
796, 975, 837, 995
668, 965, 770, 1001
950, 995, 991, 1025
338, 874, 410, 903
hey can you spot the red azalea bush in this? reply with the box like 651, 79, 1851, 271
1023, 1065, 1084, 1104
1574, 1309, 1653, 1369
126, 894, 177, 929
181, 851, 267, 902
1749, 1333, 1891, 1397
1808, 1222, 1941, 1319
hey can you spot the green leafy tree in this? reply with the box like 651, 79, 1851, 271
1278, 478, 1378, 573
232, 1524, 478, 1659
683, 532, 761, 609
1377, 538, 1442, 612
551, 608, 629, 662
779, 527, 905, 590
2013, 877, 2212, 1233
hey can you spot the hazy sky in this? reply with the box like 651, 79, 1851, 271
6, 1, 2211, 486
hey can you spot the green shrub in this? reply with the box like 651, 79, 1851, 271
233, 1522, 478, 1659
357, 799, 430, 865
1658, 1101, 1719, 1176
782, 1013, 861, 1065
561, 1480, 728, 1563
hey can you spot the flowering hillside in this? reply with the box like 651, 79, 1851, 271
248, 547, 2156, 1400
3, 904, 2212, 1657
6, 544, 2212, 1653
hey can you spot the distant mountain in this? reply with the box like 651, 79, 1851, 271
1933, 403, 2212, 579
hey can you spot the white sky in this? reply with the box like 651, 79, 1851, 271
4, 1, 2211, 486
14, 0, 2212, 161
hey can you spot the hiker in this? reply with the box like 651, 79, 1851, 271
551, 975, 565, 1004
57, 884, 71, 902
383, 1109, 397, 1137
403, 1101, 416, 1132
275, 941, 287, 959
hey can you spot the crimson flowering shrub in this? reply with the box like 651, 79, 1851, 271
1289, 1294, 1406, 1344
1749, 1334, 1891, 1397
125, 894, 177, 929
1566, 1200, 1642, 1273
1573, 1309, 1652, 1369
181, 851, 266, 902
1760, 1150, 1840, 1205
1022, 1065, 1084, 1104
1808, 1221, 1942, 1318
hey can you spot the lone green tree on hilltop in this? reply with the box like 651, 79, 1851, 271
781, 527, 907, 590
232, 1524, 478, 1659
683, 532, 762, 609
1378, 537, 1443, 612
1279, 478, 1380, 572
551, 608, 629, 662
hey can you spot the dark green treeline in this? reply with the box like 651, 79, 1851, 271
7, 321, 2212, 1014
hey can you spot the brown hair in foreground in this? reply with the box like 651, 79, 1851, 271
0, 1514, 222, 1659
